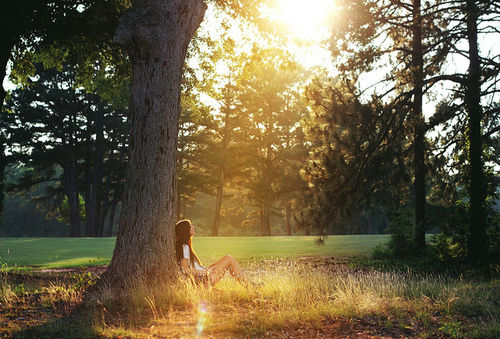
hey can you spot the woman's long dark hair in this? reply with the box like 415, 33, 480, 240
175, 219, 203, 266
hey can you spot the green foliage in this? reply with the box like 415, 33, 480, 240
57, 195, 86, 225
9, 51, 37, 86
324, 0, 499, 256
432, 200, 469, 261
0, 257, 7, 273
383, 207, 416, 258
71, 269, 98, 291
439, 320, 462, 338
302, 74, 409, 234
236, 44, 307, 235
4, 63, 128, 236
432, 197, 500, 263
0, 167, 68, 237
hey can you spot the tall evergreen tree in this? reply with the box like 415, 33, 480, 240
201, 33, 252, 236
238, 46, 304, 235
4, 64, 128, 237
328, 0, 471, 249
427, 0, 499, 262
303, 75, 409, 234
5, 65, 88, 236
1, 0, 127, 229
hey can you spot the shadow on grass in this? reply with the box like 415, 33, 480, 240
11, 304, 99, 339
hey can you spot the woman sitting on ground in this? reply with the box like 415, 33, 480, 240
175, 219, 248, 287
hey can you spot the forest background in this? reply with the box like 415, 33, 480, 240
0, 0, 498, 263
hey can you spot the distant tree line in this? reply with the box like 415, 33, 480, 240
3, 64, 127, 237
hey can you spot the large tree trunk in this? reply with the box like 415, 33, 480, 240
465, 0, 487, 263
101, 0, 206, 294
412, 0, 426, 253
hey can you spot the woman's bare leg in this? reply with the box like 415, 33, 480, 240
208, 255, 245, 286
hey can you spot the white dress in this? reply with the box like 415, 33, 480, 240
182, 244, 205, 272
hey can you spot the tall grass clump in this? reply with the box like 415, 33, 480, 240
0, 259, 16, 305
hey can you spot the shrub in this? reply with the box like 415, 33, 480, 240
379, 206, 416, 258
433, 198, 500, 264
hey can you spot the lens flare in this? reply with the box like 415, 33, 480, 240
196, 301, 209, 336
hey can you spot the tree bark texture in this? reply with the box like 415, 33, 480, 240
412, 0, 426, 253
465, 0, 488, 262
102, 0, 206, 292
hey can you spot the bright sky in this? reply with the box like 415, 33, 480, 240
259, 0, 336, 69
262, 0, 335, 42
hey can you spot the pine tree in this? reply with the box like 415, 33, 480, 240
5, 65, 88, 236
327, 0, 469, 249
4, 64, 128, 237
238, 45, 304, 235
303, 75, 409, 234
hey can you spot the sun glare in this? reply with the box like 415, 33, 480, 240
272, 0, 335, 41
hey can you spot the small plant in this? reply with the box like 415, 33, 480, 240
71, 268, 99, 291
0, 257, 8, 273
376, 206, 417, 258
0, 258, 14, 303
40, 282, 82, 308
439, 320, 461, 338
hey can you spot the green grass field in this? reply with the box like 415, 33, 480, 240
0, 235, 390, 269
